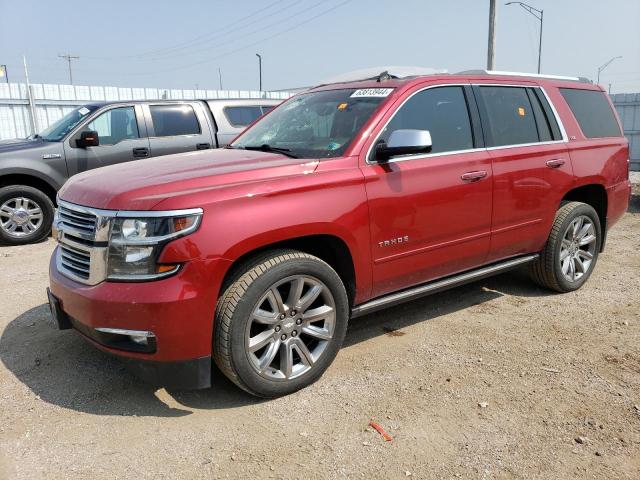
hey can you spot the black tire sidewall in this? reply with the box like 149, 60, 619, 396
0, 185, 54, 245
552, 204, 601, 292
227, 257, 349, 397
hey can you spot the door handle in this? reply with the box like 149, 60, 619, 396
196, 143, 211, 150
461, 170, 488, 182
133, 147, 150, 158
546, 158, 565, 168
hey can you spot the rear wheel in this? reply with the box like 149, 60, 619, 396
0, 185, 54, 245
530, 201, 601, 292
214, 250, 349, 397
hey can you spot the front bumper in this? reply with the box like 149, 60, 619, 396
49, 251, 231, 389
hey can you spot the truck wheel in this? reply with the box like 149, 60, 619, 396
530, 201, 601, 293
214, 250, 349, 397
0, 185, 54, 246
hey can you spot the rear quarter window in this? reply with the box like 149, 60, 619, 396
559, 88, 621, 138
224, 106, 264, 127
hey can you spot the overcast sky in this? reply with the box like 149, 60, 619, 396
0, 0, 638, 93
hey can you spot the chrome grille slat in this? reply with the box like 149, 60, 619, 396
55, 200, 113, 285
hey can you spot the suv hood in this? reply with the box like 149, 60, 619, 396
59, 148, 319, 210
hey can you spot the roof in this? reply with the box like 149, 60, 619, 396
308, 68, 599, 93
85, 98, 282, 108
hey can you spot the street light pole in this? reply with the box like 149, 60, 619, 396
487, 0, 498, 70
505, 2, 544, 73
256, 53, 262, 91
597, 56, 622, 84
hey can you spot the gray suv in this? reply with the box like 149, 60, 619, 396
0, 98, 279, 245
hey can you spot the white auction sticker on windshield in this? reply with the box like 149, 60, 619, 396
78, 107, 90, 115
350, 88, 393, 98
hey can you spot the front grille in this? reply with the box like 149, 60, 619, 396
58, 203, 97, 235
59, 244, 91, 280
55, 200, 113, 285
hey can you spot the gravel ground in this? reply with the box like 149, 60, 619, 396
1, 181, 639, 479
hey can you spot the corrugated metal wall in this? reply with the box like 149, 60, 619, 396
611, 93, 640, 172
0, 82, 293, 140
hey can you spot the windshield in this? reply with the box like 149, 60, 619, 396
231, 88, 392, 159
38, 105, 99, 141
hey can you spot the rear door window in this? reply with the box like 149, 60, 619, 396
224, 106, 264, 127
559, 88, 621, 138
379, 86, 474, 155
149, 104, 201, 137
477, 86, 539, 147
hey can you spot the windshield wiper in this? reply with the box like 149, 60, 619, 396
242, 144, 298, 158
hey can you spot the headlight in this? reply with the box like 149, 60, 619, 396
107, 210, 202, 281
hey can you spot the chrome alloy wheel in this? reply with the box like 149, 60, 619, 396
0, 197, 44, 238
245, 275, 336, 381
559, 214, 597, 282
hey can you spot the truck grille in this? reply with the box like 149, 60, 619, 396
54, 200, 113, 285
59, 244, 91, 280
58, 203, 97, 235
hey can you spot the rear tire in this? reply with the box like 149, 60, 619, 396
213, 250, 349, 397
0, 185, 54, 246
530, 201, 601, 292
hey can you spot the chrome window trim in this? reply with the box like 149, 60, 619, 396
364, 83, 568, 165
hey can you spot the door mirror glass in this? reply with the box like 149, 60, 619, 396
375, 129, 432, 161
76, 130, 100, 148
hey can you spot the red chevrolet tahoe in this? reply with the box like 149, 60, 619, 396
48, 70, 631, 397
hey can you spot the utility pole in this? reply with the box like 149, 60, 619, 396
597, 56, 622, 84
218, 67, 223, 90
256, 53, 262, 91
58, 53, 79, 84
506, 2, 544, 74
487, 0, 497, 70
23, 55, 37, 135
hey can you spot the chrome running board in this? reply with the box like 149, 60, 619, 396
351, 254, 539, 318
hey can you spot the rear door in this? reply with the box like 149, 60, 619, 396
472, 83, 573, 262
64, 104, 150, 175
143, 102, 214, 157
214, 104, 274, 146
361, 84, 493, 297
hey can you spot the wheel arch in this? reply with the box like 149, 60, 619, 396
561, 183, 607, 251
219, 233, 358, 308
0, 172, 59, 205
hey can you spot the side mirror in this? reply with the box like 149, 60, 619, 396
76, 130, 99, 148
375, 129, 432, 162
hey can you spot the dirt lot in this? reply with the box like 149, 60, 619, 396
1, 183, 639, 480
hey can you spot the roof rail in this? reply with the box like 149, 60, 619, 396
457, 69, 592, 83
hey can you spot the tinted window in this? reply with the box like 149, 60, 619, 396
527, 89, 553, 142
478, 86, 539, 147
380, 86, 473, 154
85, 107, 139, 145
149, 105, 200, 136
560, 88, 621, 138
224, 106, 263, 127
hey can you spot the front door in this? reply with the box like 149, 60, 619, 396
64, 105, 150, 175
361, 84, 493, 298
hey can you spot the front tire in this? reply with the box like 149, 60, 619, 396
0, 185, 54, 246
530, 201, 601, 292
213, 250, 349, 397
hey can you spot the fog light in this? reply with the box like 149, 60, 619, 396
130, 335, 149, 346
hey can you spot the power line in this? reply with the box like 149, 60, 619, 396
58, 53, 79, 84
85, 0, 290, 60
119, 0, 354, 77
